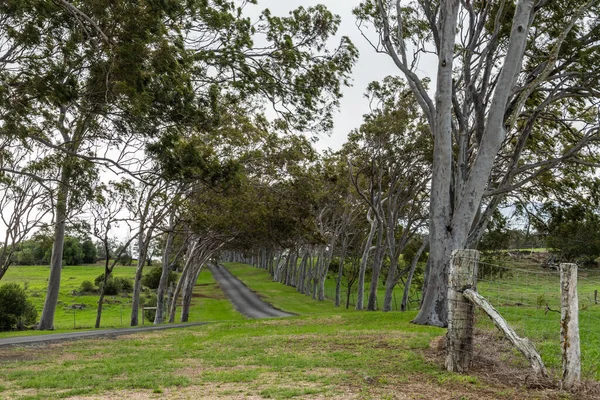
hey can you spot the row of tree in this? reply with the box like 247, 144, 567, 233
1, 0, 599, 331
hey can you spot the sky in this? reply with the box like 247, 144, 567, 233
246, 0, 405, 152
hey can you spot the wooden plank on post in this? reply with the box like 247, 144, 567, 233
445, 249, 479, 373
560, 263, 580, 390
463, 289, 548, 377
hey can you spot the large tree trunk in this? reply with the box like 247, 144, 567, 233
414, 0, 534, 326
411, 0, 460, 327
180, 264, 203, 322
335, 238, 348, 307
168, 242, 199, 323
383, 256, 399, 312
95, 257, 112, 329
38, 171, 69, 330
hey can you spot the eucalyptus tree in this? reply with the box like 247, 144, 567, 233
314, 155, 360, 303
86, 181, 138, 328
356, 0, 600, 326
0, 0, 199, 330
0, 165, 51, 280
357, 78, 431, 312
183, 2, 358, 134
342, 77, 430, 311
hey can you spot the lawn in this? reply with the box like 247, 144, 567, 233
475, 261, 600, 380
1, 261, 598, 399
0, 264, 244, 336
0, 261, 576, 400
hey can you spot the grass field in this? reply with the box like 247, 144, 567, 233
2, 262, 584, 400
1, 261, 599, 398
0, 264, 243, 336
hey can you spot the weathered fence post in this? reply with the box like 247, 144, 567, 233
560, 263, 580, 390
446, 249, 479, 372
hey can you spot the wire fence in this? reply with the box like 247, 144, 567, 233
454, 254, 600, 382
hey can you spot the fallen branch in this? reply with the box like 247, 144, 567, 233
463, 288, 548, 377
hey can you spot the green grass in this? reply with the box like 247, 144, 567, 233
0, 264, 243, 337
225, 262, 421, 313
229, 261, 600, 380
0, 311, 449, 399
475, 264, 600, 380
0, 274, 452, 400
0, 262, 580, 399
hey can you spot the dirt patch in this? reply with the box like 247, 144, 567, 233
0, 348, 40, 362
425, 330, 600, 399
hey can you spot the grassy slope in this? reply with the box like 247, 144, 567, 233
0, 262, 588, 399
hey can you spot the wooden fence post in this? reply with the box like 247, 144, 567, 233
560, 263, 580, 390
446, 249, 479, 372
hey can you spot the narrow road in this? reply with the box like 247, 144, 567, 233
0, 322, 207, 347
209, 264, 294, 318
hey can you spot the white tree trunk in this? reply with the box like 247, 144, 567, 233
412, 0, 460, 327
38, 170, 69, 330
356, 216, 377, 310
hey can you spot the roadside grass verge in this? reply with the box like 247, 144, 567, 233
2, 301, 563, 400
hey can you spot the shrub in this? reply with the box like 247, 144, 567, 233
95, 274, 134, 295
115, 277, 133, 293
94, 273, 106, 287
102, 278, 123, 295
141, 267, 177, 290
0, 283, 38, 331
143, 294, 157, 323
80, 280, 96, 293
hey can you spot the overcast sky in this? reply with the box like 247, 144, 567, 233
246, 0, 405, 152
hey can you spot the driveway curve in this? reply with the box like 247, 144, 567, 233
209, 264, 294, 319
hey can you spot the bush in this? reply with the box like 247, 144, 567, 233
94, 274, 134, 295
102, 279, 122, 295
115, 277, 133, 292
80, 280, 96, 293
143, 294, 157, 323
141, 267, 177, 290
0, 283, 38, 331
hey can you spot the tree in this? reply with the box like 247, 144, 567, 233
87, 181, 138, 328
537, 198, 600, 265
0, 283, 37, 331
0, 154, 51, 278
81, 239, 97, 264
62, 237, 84, 266
343, 77, 431, 311
1, 0, 197, 330
2, 0, 357, 330
357, 0, 600, 326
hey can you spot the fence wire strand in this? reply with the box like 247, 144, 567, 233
454, 255, 600, 380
